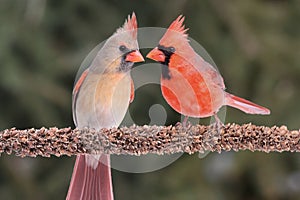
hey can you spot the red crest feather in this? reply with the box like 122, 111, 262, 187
167, 15, 189, 38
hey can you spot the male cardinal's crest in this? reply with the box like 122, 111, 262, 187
166, 15, 188, 38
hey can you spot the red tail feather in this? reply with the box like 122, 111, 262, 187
225, 92, 270, 115
66, 155, 114, 200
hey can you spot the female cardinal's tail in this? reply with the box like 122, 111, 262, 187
66, 154, 114, 200
225, 92, 270, 115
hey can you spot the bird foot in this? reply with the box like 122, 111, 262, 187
202, 114, 223, 152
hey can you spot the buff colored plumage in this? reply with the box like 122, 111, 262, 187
67, 12, 144, 200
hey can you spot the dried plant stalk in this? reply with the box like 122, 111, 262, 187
0, 123, 299, 158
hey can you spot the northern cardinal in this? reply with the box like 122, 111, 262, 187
147, 15, 270, 123
67, 13, 144, 200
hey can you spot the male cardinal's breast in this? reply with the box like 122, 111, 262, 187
161, 54, 224, 118
75, 72, 131, 129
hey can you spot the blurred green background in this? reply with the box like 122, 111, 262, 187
1, 0, 300, 199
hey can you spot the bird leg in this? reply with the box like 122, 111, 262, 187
201, 113, 223, 153
213, 113, 224, 130
182, 116, 189, 128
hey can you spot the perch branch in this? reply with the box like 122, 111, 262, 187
0, 123, 299, 157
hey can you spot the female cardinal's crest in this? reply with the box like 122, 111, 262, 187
116, 12, 137, 39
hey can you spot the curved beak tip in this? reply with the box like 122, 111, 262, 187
125, 50, 145, 63
146, 48, 165, 62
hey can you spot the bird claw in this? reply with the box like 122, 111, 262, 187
202, 114, 223, 152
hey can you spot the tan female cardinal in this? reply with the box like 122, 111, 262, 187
147, 15, 270, 122
67, 13, 144, 200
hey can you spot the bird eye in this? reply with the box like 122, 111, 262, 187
119, 45, 127, 52
169, 47, 175, 53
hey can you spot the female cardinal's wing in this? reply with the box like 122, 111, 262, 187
130, 79, 135, 103
72, 69, 89, 126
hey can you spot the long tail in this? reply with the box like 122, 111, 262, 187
66, 154, 114, 200
225, 92, 270, 115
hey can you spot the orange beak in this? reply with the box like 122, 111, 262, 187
125, 50, 145, 63
146, 47, 166, 62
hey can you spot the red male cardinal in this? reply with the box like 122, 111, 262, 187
147, 15, 270, 122
67, 13, 144, 200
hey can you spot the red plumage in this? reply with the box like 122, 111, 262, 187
147, 15, 270, 119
